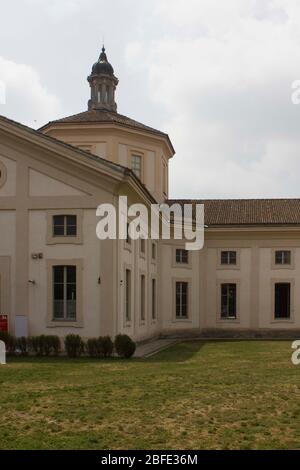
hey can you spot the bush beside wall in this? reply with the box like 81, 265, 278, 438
114, 334, 136, 358
0, 332, 136, 359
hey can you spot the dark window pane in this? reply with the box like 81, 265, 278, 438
176, 282, 188, 318
229, 251, 236, 264
54, 284, 64, 300
66, 225, 77, 236
66, 300, 76, 319
275, 283, 290, 318
275, 250, 291, 265
53, 266, 64, 283
53, 225, 65, 236
66, 216, 77, 236
67, 266, 76, 283
221, 284, 236, 318
67, 284, 76, 301
221, 251, 236, 265
53, 300, 64, 319
176, 249, 188, 264
53, 216, 65, 236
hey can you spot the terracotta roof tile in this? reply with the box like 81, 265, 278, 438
39, 109, 172, 142
167, 199, 300, 226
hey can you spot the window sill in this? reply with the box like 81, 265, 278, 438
217, 318, 240, 324
173, 318, 192, 323
217, 265, 240, 270
47, 320, 83, 328
271, 319, 294, 324
271, 265, 295, 270
47, 237, 83, 245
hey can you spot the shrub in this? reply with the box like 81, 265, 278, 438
49, 336, 61, 355
28, 335, 61, 356
0, 332, 15, 354
29, 336, 40, 355
86, 338, 100, 358
16, 336, 29, 356
64, 334, 85, 358
114, 334, 136, 359
86, 337, 113, 358
100, 336, 114, 358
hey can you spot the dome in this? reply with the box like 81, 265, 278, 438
91, 47, 114, 76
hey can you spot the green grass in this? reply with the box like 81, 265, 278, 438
0, 341, 299, 450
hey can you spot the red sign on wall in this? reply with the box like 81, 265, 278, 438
0, 315, 8, 333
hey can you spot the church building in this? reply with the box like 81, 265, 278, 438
0, 47, 300, 341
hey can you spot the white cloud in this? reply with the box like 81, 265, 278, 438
0, 57, 61, 129
125, 0, 300, 198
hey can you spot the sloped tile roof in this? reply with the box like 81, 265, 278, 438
167, 199, 300, 226
39, 109, 173, 144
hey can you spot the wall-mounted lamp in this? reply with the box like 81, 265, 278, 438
28, 280, 36, 285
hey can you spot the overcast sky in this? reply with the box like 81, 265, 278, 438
1, 0, 300, 199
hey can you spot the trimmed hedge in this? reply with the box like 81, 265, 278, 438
86, 336, 114, 358
64, 334, 85, 358
114, 334, 136, 358
0, 332, 136, 359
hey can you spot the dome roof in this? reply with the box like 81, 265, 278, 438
91, 47, 114, 76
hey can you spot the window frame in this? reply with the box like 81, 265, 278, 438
217, 279, 240, 323
53, 215, 77, 238
272, 248, 294, 270
220, 283, 237, 320
151, 242, 157, 264
176, 248, 189, 264
140, 238, 146, 258
172, 246, 192, 269
52, 265, 77, 321
47, 210, 83, 245
47, 259, 83, 327
125, 267, 132, 324
172, 278, 192, 322
217, 248, 240, 270
270, 278, 294, 323
0, 160, 7, 189
151, 277, 157, 322
131, 153, 143, 180
140, 273, 146, 324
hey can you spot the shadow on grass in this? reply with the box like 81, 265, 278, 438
143, 340, 207, 363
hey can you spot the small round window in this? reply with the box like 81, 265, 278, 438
0, 161, 7, 189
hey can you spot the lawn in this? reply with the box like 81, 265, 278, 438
0, 340, 299, 450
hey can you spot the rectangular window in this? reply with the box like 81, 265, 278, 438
140, 238, 145, 254
221, 283, 237, 319
152, 279, 156, 320
126, 223, 131, 245
53, 266, 76, 320
131, 154, 142, 179
53, 215, 77, 237
221, 251, 237, 265
163, 162, 167, 194
275, 250, 291, 265
125, 269, 131, 322
176, 282, 188, 319
275, 283, 290, 319
152, 243, 156, 260
176, 249, 189, 264
140, 274, 145, 321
